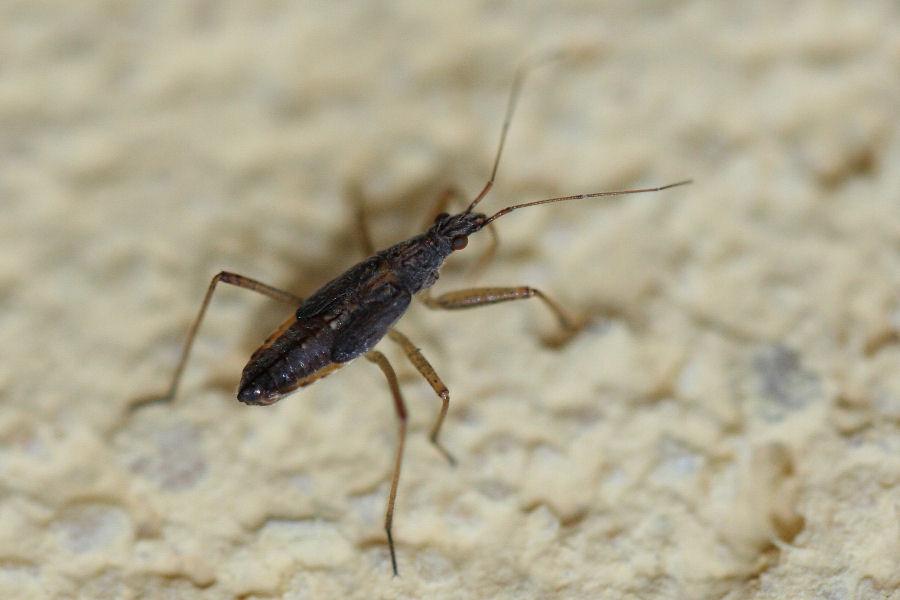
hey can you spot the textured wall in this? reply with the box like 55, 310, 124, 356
1, 2, 898, 598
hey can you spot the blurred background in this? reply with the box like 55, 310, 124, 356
0, 2, 897, 598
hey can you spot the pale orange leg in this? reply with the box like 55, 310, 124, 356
421, 285, 576, 333
386, 329, 455, 466
132, 271, 302, 410
365, 349, 407, 577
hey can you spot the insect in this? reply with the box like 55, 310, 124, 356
137, 51, 690, 575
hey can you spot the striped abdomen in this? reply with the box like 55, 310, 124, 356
237, 316, 344, 405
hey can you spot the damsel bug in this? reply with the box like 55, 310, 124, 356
137, 51, 690, 575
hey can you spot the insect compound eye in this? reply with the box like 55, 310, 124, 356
451, 235, 468, 250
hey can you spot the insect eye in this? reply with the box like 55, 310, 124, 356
451, 235, 468, 250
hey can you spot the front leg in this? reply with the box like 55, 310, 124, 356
352, 184, 499, 274
421, 285, 577, 334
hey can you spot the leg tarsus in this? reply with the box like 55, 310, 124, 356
428, 389, 455, 466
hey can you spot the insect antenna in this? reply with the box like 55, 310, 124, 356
465, 50, 567, 215
481, 179, 693, 226
462, 50, 691, 225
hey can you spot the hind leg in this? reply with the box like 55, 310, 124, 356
365, 349, 408, 576
133, 271, 302, 410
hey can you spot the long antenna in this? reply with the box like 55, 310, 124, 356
481, 179, 693, 226
464, 50, 566, 214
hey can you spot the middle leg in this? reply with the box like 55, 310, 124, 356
386, 329, 455, 466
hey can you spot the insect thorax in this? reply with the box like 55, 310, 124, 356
378, 232, 450, 295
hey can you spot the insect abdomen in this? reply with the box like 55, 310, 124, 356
237, 317, 340, 405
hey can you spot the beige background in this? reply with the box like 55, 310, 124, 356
2, 2, 899, 599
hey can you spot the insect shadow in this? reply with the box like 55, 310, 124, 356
131, 50, 690, 576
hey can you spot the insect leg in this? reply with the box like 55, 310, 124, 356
364, 349, 407, 577
419, 186, 465, 229
470, 220, 500, 276
133, 271, 303, 410
421, 286, 576, 333
352, 189, 375, 256
386, 329, 455, 466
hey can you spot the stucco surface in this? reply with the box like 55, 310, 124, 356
1, 2, 898, 599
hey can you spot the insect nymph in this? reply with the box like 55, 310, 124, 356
140, 53, 689, 575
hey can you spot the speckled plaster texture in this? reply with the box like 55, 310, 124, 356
1, 2, 899, 599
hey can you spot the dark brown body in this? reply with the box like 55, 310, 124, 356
238, 215, 481, 406
140, 50, 690, 576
